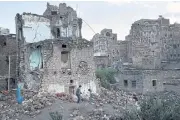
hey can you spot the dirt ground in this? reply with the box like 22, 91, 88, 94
19, 99, 116, 120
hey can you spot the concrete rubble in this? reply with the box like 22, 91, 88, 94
0, 90, 56, 120
69, 108, 123, 120
0, 87, 141, 120
68, 87, 140, 120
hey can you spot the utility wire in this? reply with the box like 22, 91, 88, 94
82, 19, 96, 34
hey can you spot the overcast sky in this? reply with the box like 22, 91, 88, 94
0, 1, 180, 40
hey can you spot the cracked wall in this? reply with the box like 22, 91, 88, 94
22, 14, 53, 43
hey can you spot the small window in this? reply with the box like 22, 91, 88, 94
57, 28, 60, 38
70, 80, 73, 83
62, 44, 66, 48
51, 11, 57, 15
3, 42, 6, 46
152, 80, 156, 86
132, 81, 136, 88
124, 80, 128, 87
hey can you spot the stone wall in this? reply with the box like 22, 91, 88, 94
115, 70, 143, 93
127, 16, 170, 69
21, 39, 98, 96
142, 70, 164, 94
0, 34, 17, 90
115, 68, 180, 94
22, 13, 53, 43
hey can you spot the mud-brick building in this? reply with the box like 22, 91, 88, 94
15, 3, 98, 96
0, 34, 17, 90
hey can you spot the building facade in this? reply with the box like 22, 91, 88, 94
115, 15, 180, 94
127, 15, 170, 69
127, 15, 180, 69
92, 29, 128, 69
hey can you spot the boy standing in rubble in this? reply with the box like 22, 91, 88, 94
76, 85, 82, 103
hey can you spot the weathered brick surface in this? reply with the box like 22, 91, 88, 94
0, 34, 17, 89
42, 41, 97, 95
20, 39, 98, 96
92, 29, 128, 68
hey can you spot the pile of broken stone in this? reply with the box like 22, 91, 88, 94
0, 87, 139, 120
0, 90, 56, 120
68, 88, 140, 120
93, 87, 139, 108
69, 107, 123, 120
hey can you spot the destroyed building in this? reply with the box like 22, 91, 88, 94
0, 34, 17, 90
15, 3, 98, 96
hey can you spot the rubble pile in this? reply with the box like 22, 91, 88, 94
55, 92, 75, 102
21, 92, 56, 116
93, 87, 138, 109
69, 108, 123, 120
85, 108, 123, 120
0, 87, 141, 120
0, 91, 56, 120
67, 88, 141, 120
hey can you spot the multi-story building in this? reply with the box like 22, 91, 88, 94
92, 29, 128, 68
115, 15, 180, 94
127, 15, 170, 69
15, 3, 99, 96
